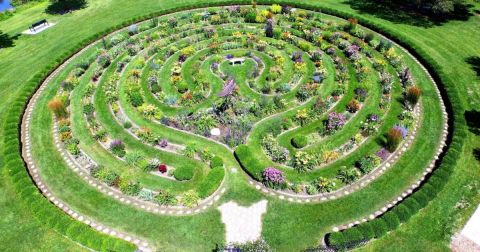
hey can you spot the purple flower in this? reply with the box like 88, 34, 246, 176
346, 44, 360, 59
110, 139, 124, 148
159, 139, 168, 148
326, 112, 346, 131
225, 54, 234, 59
291, 51, 303, 63
227, 5, 240, 13
393, 125, 408, 138
367, 113, 379, 123
178, 54, 187, 62
376, 148, 391, 161
252, 55, 262, 65
262, 167, 285, 184
326, 47, 336, 55
211, 62, 219, 69
218, 79, 236, 97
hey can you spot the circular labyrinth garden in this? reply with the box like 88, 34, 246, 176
21, 4, 449, 251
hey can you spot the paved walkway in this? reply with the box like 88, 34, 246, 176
451, 205, 480, 251
218, 200, 268, 244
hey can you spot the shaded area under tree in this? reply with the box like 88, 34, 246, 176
0, 31, 20, 48
344, 0, 474, 27
45, 0, 87, 15
466, 56, 480, 78
465, 110, 480, 135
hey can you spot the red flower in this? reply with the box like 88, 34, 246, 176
158, 164, 167, 173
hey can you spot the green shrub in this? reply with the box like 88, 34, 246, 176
173, 165, 194, 181
197, 167, 224, 198
403, 198, 421, 213
370, 218, 388, 238
235, 145, 265, 181
342, 228, 364, 243
392, 204, 412, 222
291, 135, 308, 148
327, 232, 345, 247
412, 191, 429, 207
210, 156, 223, 168
181, 190, 200, 207
357, 222, 374, 240
382, 212, 400, 230
155, 190, 177, 206
119, 179, 141, 196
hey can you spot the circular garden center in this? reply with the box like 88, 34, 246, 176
21, 4, 448, 251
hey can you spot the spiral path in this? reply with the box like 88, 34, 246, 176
21, 5, 447, 250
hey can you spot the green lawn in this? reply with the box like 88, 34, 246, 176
0, 0, 479, 251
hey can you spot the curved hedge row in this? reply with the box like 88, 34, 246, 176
4, 1, 466, 250
197, 167, 225, 199
234, 144, 265, 181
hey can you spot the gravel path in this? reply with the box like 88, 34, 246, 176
218, 200, 268, 245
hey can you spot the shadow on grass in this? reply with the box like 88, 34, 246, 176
465, 110, 480, 135
466, 56, 480, 78
0, 30, 20, 49
474, 148, 480, 162
343, 0, 474, 27
45, 0, 87, 15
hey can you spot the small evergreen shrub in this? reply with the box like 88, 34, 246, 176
173, 165, 194, 181
291, 135, 308, 148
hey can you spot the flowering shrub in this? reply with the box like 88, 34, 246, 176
262, 134, 289, 163
181, 190, 200, 207
354, 88, 368, 102
158, 164, 167, 173
293, 151, 315, 172
361, 113, 380, 135
295, 108, 310, 126
356, 155, 382, 174
138, 103, 162, 120
336, 166, 360, 184
155, 190, 177, 206
110, 139, 126, 157
119, 179, 141, 196
262, 167, 286, 189
399, 67, 412, 86
326, 112, 346, 133
376, 148, 391, 161
313, 177, 336, 192
159, 139, 168, 148
345, 44, 360, 60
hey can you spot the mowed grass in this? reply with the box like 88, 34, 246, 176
0, 0, 479, 251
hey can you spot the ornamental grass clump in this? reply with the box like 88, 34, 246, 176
386, 126, 407, 152
262, 167, 286, 189
405, 86, 421, 106
48, 97, 68, 119
346, 99, 360, 113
